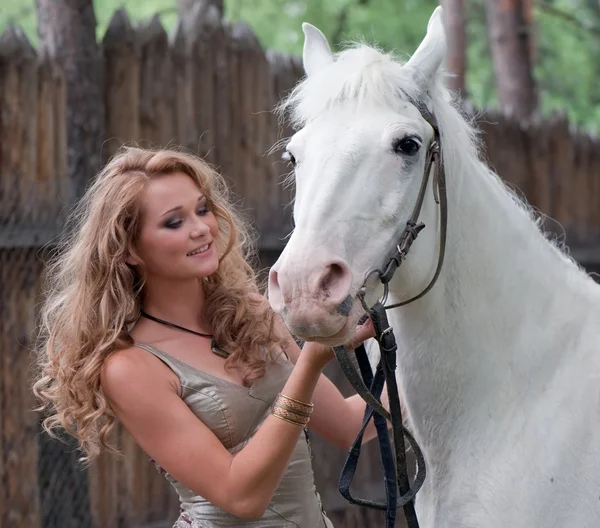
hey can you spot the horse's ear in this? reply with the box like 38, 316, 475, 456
404, 6, 447, 85
302, 22, 333, 77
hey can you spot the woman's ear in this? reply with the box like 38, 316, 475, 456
125, 252, 141, 267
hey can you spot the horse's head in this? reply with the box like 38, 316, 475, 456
268, 7, 448, 345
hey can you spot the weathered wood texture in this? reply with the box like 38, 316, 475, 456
1, 8, 599, 528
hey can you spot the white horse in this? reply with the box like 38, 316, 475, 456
268, 6, 600, 527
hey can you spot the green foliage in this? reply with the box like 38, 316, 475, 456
0, 0, 178, 45
225, 0, 441, 57
0, 0, 598, 131
0, 1, 37, 42
534, 0, 600, 131
226, 0, 599, 132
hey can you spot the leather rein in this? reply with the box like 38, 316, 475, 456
332, 104, 448, 528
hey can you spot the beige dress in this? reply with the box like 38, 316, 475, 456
134, 343, 334, 528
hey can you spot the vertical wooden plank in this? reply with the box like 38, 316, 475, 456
547, 115, 570, 237
18, 250, 43, 528
37, 54, 60, 225
226, 23, 242, 197
136, 443, 152, 521
18, 37, 38, 227
0, 36, 21, 528
170, 22, 188, 147
88, 427, 118, 528
568, 122, 585, 244
578, 132, 597, 245
526, 115, 549, 213
1, 250, 43, 528
264, 50, 292, 242
0, 27, 37, 227
148, 454, 170, 522
230, 22, 258, 220
509, 118, 530, 200
54, 57, 68, 217
0, 26, 42, 528
279, 54, 300, 230
102, 8, 140, 162
118, 427, 136, 527
181, 8, 219, 163
138, 15, 177, 148
263, 49, 281, 245
251, 35, 271, 239
211, 20, 233, 181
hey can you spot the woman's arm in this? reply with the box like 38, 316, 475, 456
275, 317, 393, 451
101, 338, 345, 521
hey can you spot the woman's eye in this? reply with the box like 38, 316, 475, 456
197, 207, 209, 217
164, 219, 182, 229
393, 137, 421, 156
282, 150, 296, 167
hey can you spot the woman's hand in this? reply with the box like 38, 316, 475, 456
344, 318, 376, 350
300, 318, 377, 370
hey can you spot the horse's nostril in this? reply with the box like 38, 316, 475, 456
268, 269, 284, 311
270, 269, 279, 289
320, 263, 345, 293
319, 260, 352, 304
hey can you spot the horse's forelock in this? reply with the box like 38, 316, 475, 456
278, 44, 431, 128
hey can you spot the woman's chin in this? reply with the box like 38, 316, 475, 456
192, 259, 220, 279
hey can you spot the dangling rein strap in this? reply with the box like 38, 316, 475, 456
334, 306, 426, 528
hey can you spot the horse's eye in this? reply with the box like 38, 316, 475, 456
282, 150, 297, 167
393, 137, 421, 156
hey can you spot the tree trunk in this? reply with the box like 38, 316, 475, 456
522, 0, 536, 63
35, 0, 104, 202
178, 0, 224, 18
441, 0, 467, 95
485, 0, 538, 120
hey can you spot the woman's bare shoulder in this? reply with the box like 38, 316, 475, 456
101, 345, 180, 406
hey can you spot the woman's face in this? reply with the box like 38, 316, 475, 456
131, 172, 221, 281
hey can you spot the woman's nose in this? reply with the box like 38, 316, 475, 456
190, 218, 210, 238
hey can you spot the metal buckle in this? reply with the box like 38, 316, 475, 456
379, 326, 393, 338
396, 243, 407, 261
358, 273, 389, 313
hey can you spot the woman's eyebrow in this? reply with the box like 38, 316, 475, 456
160, 195, 205, 216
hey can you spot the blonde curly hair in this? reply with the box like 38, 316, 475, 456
33, 147, 280, 461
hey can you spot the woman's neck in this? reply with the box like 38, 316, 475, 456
142, 276, 209, 330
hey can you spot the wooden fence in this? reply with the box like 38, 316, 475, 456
1, 7, 599, 528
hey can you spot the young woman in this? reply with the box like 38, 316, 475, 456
34, 147, 382, 527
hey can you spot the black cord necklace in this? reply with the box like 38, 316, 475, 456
139, 310, 229, 358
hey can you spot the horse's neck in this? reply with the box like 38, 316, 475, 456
388, 157, 594, 448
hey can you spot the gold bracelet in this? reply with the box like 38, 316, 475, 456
273, 397, 312, 418
275, 403, 312, 418
275, 393, 314, 415
271, 405, 310, 427
271, 412, 308, 427
272, 404, 311, 423
276, 393, 314, 408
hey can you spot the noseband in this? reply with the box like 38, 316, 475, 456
333, 102, 448, 528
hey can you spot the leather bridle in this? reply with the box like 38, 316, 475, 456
333, 102, 448, 528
